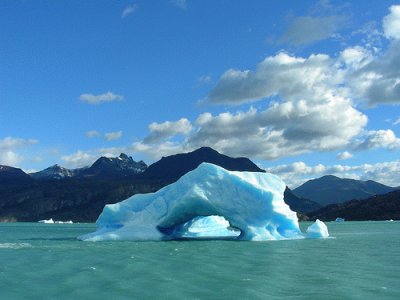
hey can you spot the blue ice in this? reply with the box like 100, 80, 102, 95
79, 163, 328, 241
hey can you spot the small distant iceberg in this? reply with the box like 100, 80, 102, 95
335, 217, 345, 222
306, 219, 329, 238
80, 163, 329, 242
38, 218, 73, 224
38, 218, 54, 224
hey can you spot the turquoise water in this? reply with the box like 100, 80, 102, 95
0, 222, 399, 299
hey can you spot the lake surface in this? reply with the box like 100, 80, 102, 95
0, 221, 399, 299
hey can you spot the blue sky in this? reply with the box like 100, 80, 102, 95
1, 0, 400, 188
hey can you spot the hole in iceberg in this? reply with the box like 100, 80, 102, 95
157, 215, 241, 240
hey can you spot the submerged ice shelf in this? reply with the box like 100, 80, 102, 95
79, 163, 329, 241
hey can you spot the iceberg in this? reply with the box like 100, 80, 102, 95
38, 218, 73, 224
55, 220, 73, 224
306, 219, 329, 238
38, 218, 54, 224
79, 163, 328, 241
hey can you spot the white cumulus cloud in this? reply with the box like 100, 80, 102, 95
208, 52, 336, 105
341, 6, 400, 106
0, 137, 38, 167
85, 130, 100, 138
339, 46, 373, 70
345, 43, 400, 106
79, 92, 124, 104
210, 6, 400, 108
105, 131, 123, 141
61, 151, 96, 168
194, 51, 368, 159
143, 118, 192, 144
337, 151, 353, 160
356, 129, 400, 150
131, 141, 187, 161
132, 93, 367, 161
383, 5, 400, 40
0, 151, 23, 167
0, 137, 38, 150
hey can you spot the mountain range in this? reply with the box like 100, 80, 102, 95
293, 175, 396, 206
24, 147, 262, 183
0, 147, 398, 222
29, 153, 147, 180
0, 147, 272, 222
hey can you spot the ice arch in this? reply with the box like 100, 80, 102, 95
79, 163, 327, 241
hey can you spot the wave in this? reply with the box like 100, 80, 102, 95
0, 243, 32, 249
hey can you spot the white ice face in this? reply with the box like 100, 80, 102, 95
306, 219, 330, 238
79, 163, 329, 241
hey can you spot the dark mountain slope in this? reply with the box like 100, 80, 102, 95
308, 190, 400, 221
142, 147, 264, 182
293, 175, 395, 206
0, 178, 163, 222
0, 165, 33, 185
284, 187, 321, 213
